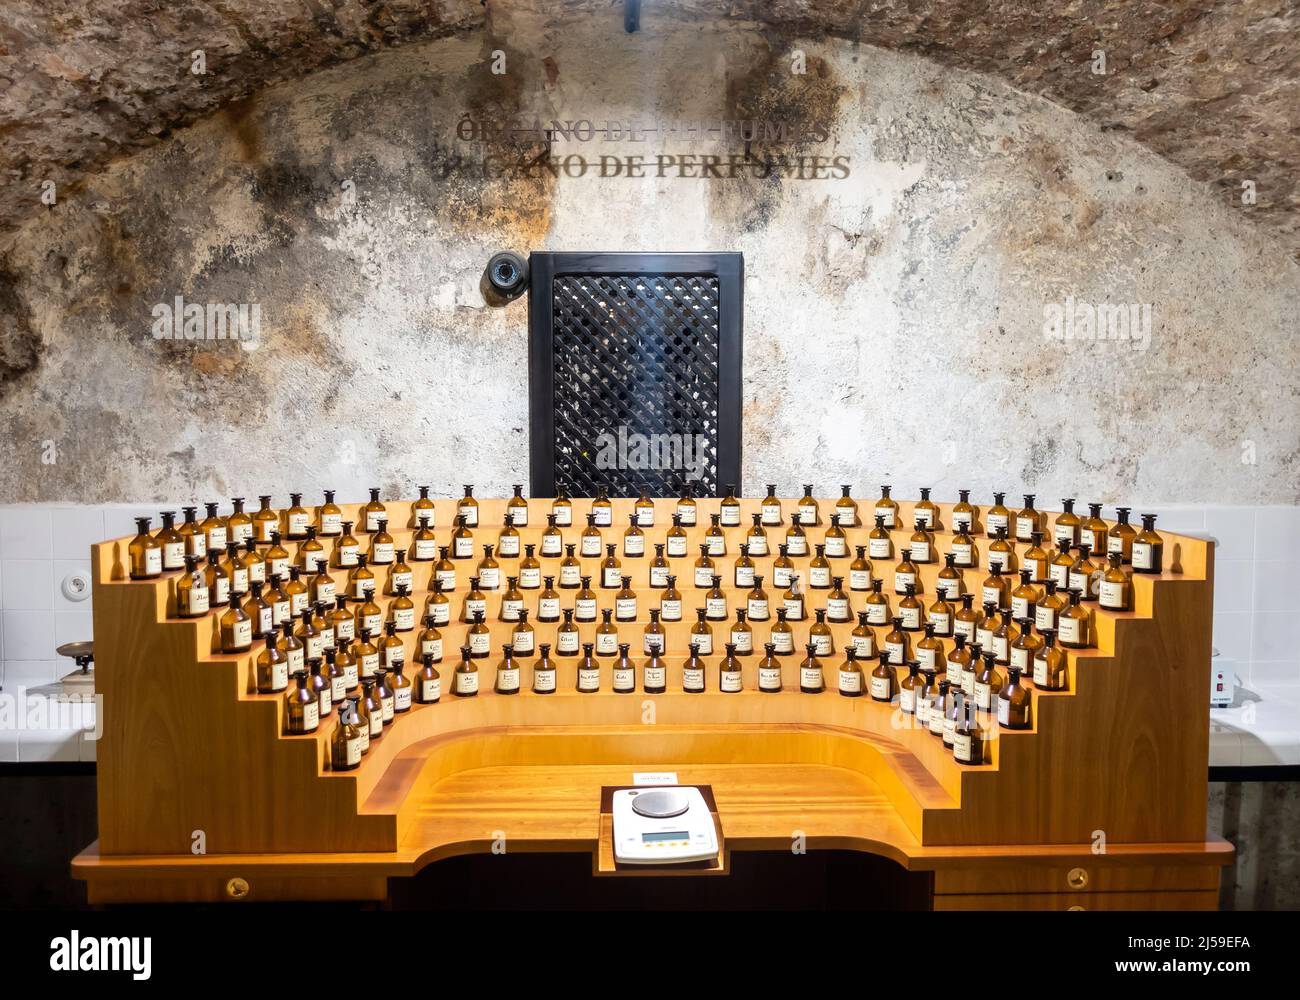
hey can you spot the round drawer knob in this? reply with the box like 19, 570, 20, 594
226, 877, 250, 899
1067, 904, 1086, 911
1066, 867, 1089, 890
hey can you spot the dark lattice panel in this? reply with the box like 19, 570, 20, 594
551, 274, 721, 498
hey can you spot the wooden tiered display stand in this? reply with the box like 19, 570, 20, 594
73, 496, 1231, 908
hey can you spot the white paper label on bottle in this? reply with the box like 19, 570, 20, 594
989, 550, 1010, 572
457, 504, 478, 528
799, 667, 822, 690
840, 671, 863, 694
632, 507, 653, 528
706, 597, 728, 617
720, 670, 743, 692
660, 599, 682, 621
303, 634, 322, 660
852, 634, 874, 658
1132, 541, 1154, 571
735, 566, 755, 588
885, 639, 904, 665
317, 685, 333, 716
747, 598, 769, 620
772, 565, 793, 589
869, 538, 891, 560
255, 604, 272, 633
532, 595, 557, 619
866, 603, 887, 626
877, 507, 896, 528
850, 569, 870, 591
428, 603, 448, 627
577, 667, 600, 690
916, 695, 932, 726
598, 567, 618, 589
943, 715, 958, 744
1011, 596, 1033, 620
273, 599, 290, 626
1100, 581, 1126, 609
474, 568, 498, 591
648, 566, 668, 588
247, 560, 266, 585
900, 687, 917, 713
1011, 645, 1032, 671
827, 598, 849, 621
644, 632, 665, 654
554, 507, 573, 527
581, 536, 602, 558
917, 646, 937, 670
514, 567, 539, 589
468, 630, 490, 654
642, 666, 666, 690
947, 663, 964, 688
975, 681, 992, 711
786, 535, 808, 557
162, 542, 185, 570
186, 586, 209, 616
759, 666, 782, 690
731, 629, 753, 653
392, 607, 414, 631
624, 535, 645, 557
692, 633, 714, 656
140, 546, 163, 575
575, 597, 597, 620
456, 671, 479, 694
1014, 516, 1034, 541
977, 623, 994, 649
981, 583, 1002, 607
357, 613, 379, 638
540, 536, 562, 558
955, 619, 975, 642
299, 701, 319, 731
454, 537, 474, 559
552, 563, 576, 588
812, 633, 832, 657
952, 542, 974, 567
748, 535, 769, 557
894, 571, 915, 593
511, 629, 534, 654
207, 527, 228, 552
707, 536, 726, 556
761, 505, 782, 526
910, 541, 930, 562
331, 673, 348, 702
952, 510, 972, 532
557, 631, 580, 654
613, 667, 635, 690
929, 612, 951, 634
1049, 563, 1069, 588
497, 667, 520, 692
1049, 522, 1073, 545
996, 695, 1011, 726
666, 536, 688, 558
720, 505, 741, 527
332, 542, 356, 567
616, 597, 637, 619
315, 578, 336, 604
531, 668, 556, 693
231, 618, 252, 648
596, 633, 618, 654
810, 566, 831, 588
365, 710, 382, 736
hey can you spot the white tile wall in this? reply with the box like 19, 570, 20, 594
0, 501, 1295, 764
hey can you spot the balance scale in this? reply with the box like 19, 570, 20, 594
612, 786, 719, 865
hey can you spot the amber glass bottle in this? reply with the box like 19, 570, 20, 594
1132, 514, 1164, 574
798, 642, 824, 694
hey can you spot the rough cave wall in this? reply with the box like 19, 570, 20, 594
0, 8, 1296, 505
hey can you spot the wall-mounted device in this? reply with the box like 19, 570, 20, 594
612, 786, 719, 865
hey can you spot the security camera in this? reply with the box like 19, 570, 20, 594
481, 250, 529, 306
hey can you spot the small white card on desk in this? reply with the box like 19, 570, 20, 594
633, 772, 678, 786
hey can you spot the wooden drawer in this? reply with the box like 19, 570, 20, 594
933, 864, 1221, 896
934, 890, 1219, 911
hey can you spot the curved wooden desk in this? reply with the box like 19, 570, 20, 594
73, 496, 1231, 908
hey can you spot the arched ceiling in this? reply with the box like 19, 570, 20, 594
1, 0, 1296, 257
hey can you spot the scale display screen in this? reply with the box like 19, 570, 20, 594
642, 831, 689, 843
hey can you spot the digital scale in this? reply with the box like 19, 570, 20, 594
612, 786, 719, 865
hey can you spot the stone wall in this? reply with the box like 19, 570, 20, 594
0, 8, 1296, 505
